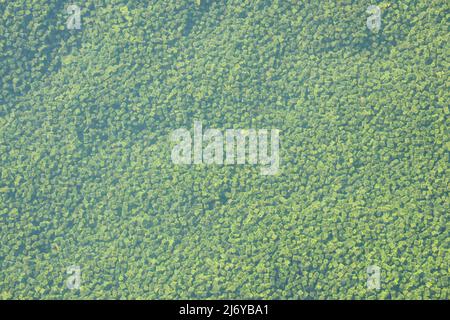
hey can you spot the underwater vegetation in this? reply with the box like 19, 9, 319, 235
0, 0, 448, 299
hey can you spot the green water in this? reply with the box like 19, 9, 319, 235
0, 1, 448, 299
